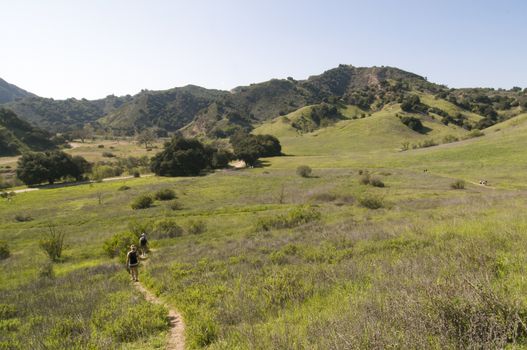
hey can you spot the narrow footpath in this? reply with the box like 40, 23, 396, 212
134, 282, 186, 350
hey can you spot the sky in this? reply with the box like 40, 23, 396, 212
1, 0, 526, 99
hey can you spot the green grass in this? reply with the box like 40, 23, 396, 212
3, 108, 527, 348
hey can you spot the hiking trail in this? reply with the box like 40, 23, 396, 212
133, 256, 185, 350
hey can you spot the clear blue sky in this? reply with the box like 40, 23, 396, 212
1, 0, 526, 99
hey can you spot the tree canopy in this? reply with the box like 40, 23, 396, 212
16, 151, 91, 185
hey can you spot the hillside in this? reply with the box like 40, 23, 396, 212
0, 108, 56, 156
5, 95, 133, 133
0, 78, 35, 104
3, 66, 526, 139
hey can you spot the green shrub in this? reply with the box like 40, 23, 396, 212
369, 177, 385, 188
102, 231, 137, 262
442, 134, 459, 144
451, 180, 466, 189
0, 241, 10, 260
153, 219, 184, 239
133, 170, 140, 178
154, 188, 176, 201
91, 165, 123, 181
128, 219, 152, 237
359, 173, 371, 185
117, 185, 131, 191
358, 195, 384, 209
296, 165, 312, 178
131, 194, 153, 210
465, 130, 485, 139
14, 213, 33, 222
256, 206, 321, 231
102, 152, 115, 158
168, 200, 183, 211
39, 225, 65, 261
187, 220, 207, 235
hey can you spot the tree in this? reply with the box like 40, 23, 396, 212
230, 131, 282, 166
16, 151, 91, 185
150, 137, 211, 176
136, 129, 156, 149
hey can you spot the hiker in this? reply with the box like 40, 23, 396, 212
126, 244, 139, 282
139, 232, 148, 257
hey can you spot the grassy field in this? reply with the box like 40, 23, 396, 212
2, 111, 527, 348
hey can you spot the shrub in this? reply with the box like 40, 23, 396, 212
117, 185, 131, 191
154, 188, 176, 201
131, 195, 153, 210
419, 139, 437, 148
97, 144, 105, 148
296, 165, 312, 178
400, 116, 424, 132
187, 220, 207, 235
127, 219, 152, 237
91, 165, 123, 181
369, 177, 385, 188
0, 240, 10, 260
358, 195, 384, 209
359, 173, 371, 185
102, 152, 115, 158
102, 231, 137, 262
451, 180, 466, 189
39, 225, 65, 261
153, 219, 184, 239
14, 213, 33, 222
168, 201, 183, 211
38, 261, 55, 279
256, 206, 321, 231
133, 170, 140, 178
465, 130, 485, 139
442, 135, 459, 144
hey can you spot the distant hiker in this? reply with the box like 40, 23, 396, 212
126, 245, 139, 282
139, 232, 148, 257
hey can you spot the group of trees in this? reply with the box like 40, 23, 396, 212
150, 132, 282, 176
16, 151, 91, 185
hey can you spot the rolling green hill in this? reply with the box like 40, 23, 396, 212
0, 108, 56, 156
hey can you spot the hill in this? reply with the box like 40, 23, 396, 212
5, 95, 133, 133
0, 78, 35, 104
0, 108, 56, 156
3, 66, 526, 138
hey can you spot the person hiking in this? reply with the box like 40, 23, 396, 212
139, 232, 148, 257
126, 245, 139, 282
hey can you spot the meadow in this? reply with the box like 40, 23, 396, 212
2, 107, 527, 349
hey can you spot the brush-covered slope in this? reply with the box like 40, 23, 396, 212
0, 78, 35, 104
0, 108, 56, 156
99, 85, 228, 134
5, 95, 133, 132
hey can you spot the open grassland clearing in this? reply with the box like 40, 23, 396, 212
2, 110, 527, 348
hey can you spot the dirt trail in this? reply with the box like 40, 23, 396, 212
134, 282, 185, 350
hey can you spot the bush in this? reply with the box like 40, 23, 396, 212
168, 201, 183, 211
256, 206, 321, 231
154, 188, 176, 201
0, 240, 10, 260
128, 219, 152, 237
133, 170, 140, 178
97, 144, 105, 148
91, 165, 123, 181
442, 135, 459, 144
296, 165, 312, 178
451, 180, 466, 189
102, 231, 137, 262
358, 195, 384, 209
369, 177, 385, 188
359, 173, 371, 185
465, 130, 485, 139
102, 152, 115, 158
131, 195, 153, 210
187, 220, 206, 235
14, 213, 33, 222
117, 185, 131, 191
39, 225, 66, 261
153, 219, 184, 239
